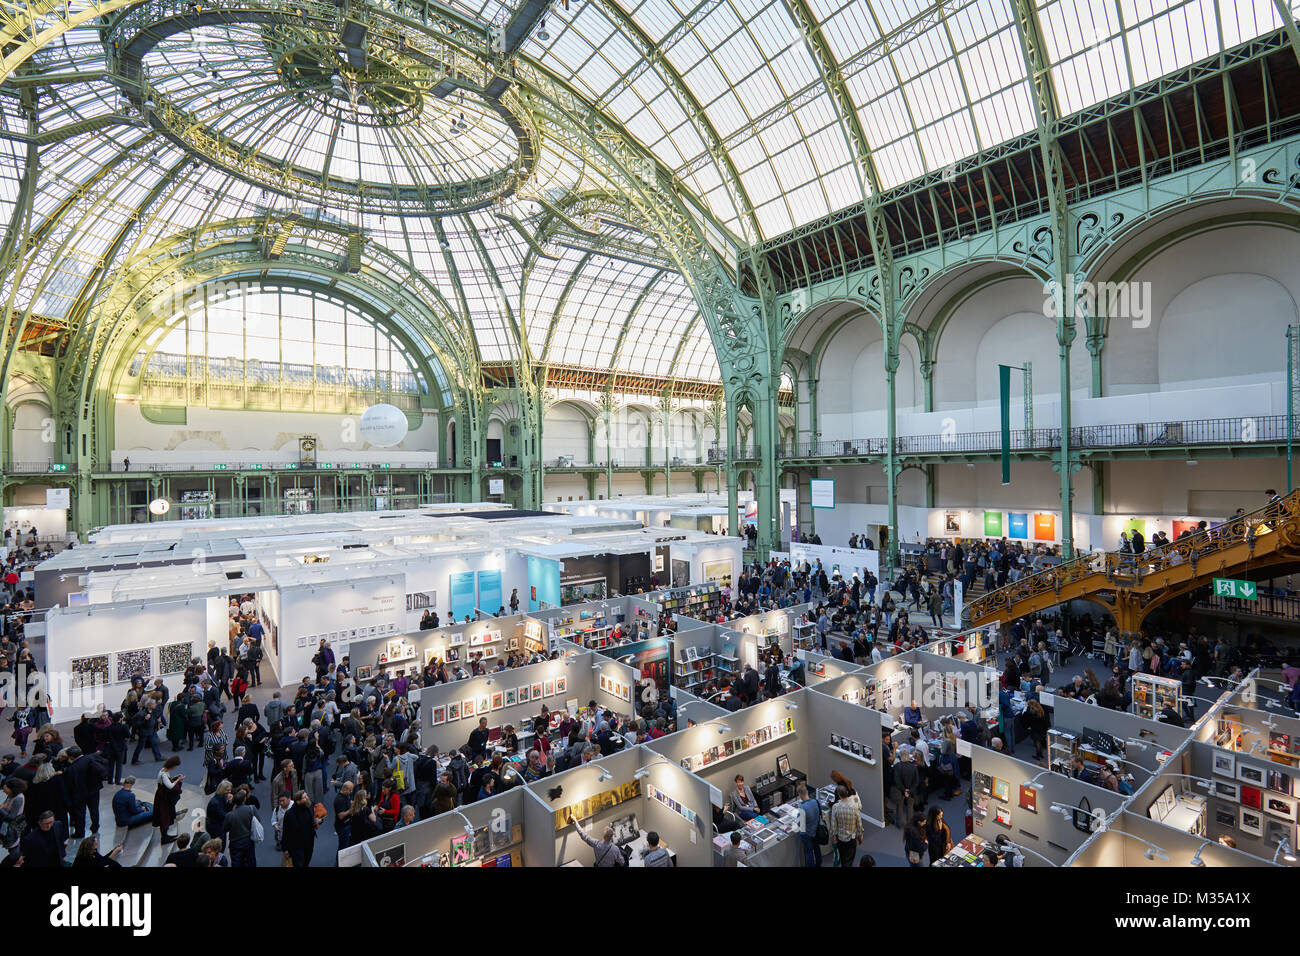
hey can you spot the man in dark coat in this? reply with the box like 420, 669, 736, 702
19, 811, 64, 866
65, 747, 107, 838
281, 790, 317, 867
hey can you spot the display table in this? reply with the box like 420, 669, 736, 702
736, 802, 806, 868
625, 830, 677, 867
931, 835, 990, 867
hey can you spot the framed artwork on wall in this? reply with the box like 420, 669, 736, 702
1240, 785, 1263, 810
158, 642, 192, 676
356, 665, 374, 681
477, 694, 490, 716
517, 685, 530, 703
532, 682, 543, 700
1239, 806, 1264, 837
505, 688, 517, 707
992, 778, 1010, 803
556, 676, 567, 694
447, 702, 460, 721
1210, 780, 1240, 802
70, 654, 109, 689
462, 699, 475, 719
491, 692, 504, 711
430, 705, 446, 725
1212, 752, 1236, 778
1238, 763, 1265, 786
1263, 793, 1297, 821
544, 680, 555, 697
1265, 769, 1293, 796
994, 806, 1011, 826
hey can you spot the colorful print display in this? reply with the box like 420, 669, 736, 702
114, 648, 152, 683
554, 780, 642, 830
678, 717, 795, 773
647, 783, 699, 826
70, 655, 109, 689
157, 641, 193, 676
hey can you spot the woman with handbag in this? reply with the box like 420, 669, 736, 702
904, 815, 928, 867
152, 755, 184, 844
925, 806, 953, 865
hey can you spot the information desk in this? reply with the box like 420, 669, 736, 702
736, 802, 807, 868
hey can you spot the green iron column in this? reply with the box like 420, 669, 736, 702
884, 346, 900, 570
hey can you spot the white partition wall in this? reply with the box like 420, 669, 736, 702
276, 574, 404, 681
356, 788, 529, 868
803, 690, 887, 825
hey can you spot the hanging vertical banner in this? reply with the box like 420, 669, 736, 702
983, 511, 1003, 537
477, 569, 503, 616
449, 571, 477, 621
999, 364, 1012, 485
1034, 513, 1057, 541
1008, 512, 1028, 539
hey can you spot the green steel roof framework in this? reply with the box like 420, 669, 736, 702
3, 0, 1300, 545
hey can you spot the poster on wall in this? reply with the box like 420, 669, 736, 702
1008, 512, 1028, 539
554, 780, 642, 830
1125, 518, 1146, 536
1033, 513, 1056, 541
1172, 519, 1198, 538
527, 555, 561, 611
449, 571, 477, 622
477, 569, 503, 616
158, 641, 193, 676
943, 512, 961, 535
702, 560, 733, 587
809, 478, 835, 509
983, 511, 1003, 537
114, 648, 152, 683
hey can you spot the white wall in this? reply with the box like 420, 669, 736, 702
112, 403, 439, 465
541, 403, 591, 465
277, 575, 404, 682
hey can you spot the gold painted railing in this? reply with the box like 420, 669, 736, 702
964, 488, 1300, 625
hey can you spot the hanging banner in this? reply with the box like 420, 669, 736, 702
983, 511, 1003, 537
1034, 513, 1056, 541
1008, 512, 1028, 539
999, 364, 1012, 484
449, 571, 477, 622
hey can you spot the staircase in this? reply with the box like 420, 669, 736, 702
963, 490, 1300, 635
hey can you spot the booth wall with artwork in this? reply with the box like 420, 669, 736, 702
970, 747, 1126, 865
788, 541, 880, 580
348, 612, 550, 685
397, 551, 529, 629
802, 689, 887, 825
798, 651, 865, 686
1049, 696, 1192, 774
355, 788, 530, 868
416, 654, 587, 756
275, 574, 404, 682
43, 599, 218, 721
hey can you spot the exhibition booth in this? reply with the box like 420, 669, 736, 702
36, 509, 739, 714
352, 743, 716, 867
788, 541, 880, 580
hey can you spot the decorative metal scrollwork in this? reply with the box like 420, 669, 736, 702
1013, 225, 1054, 266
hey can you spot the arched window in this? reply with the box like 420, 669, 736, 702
130, 284, 425, 412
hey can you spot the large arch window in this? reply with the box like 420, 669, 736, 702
128, 284, 427, 413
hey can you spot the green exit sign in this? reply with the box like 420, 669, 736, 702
51, 463, 68, 472
213, 464, 228, 470
379, 463, 392, 469
1213, 578, 1258, 600
252, 464, 265, 470
286, 463, 299, 469
319, 463, 335, 469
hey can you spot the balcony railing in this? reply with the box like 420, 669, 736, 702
783, 415, 1291, 460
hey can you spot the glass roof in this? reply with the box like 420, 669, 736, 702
2, 0, 1288, 389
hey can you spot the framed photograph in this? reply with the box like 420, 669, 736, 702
831, 733, 842, 748
70, 654, 109, 689
446, 647, 459, 662
776, 753, 791, 776
477, 694, 490, 716
505, 688, 517, 707
491, 692, 504, 711
1266, 769, 1293, 796
449, 631, 465, 647
462, 698, 475, 719
158, 641, 193, 676
684, 646, 698, 661
423, 648, 438, 664
1239, 806, 1265, 837
356, 665, 374, 681
994, 806, 1012, 827
430, 705, 446, 725
447, 701, 460, 721
517, 685, 530, 703
1213, 804, 1236, 828
1264, 793, 1298, 821
1238, 763, 1265, 786
850, 741, 861, 756
992, 778, 1010, 803
1210, 780, 1240, 802
556, 676, 567, 695
544, 680, 555, 698
1212, 752, 1236, 778
532, 682, 543, 700
1240, 785, 1263, 810
508, 637, 520, 651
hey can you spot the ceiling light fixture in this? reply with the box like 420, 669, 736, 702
538, 18, 550, 41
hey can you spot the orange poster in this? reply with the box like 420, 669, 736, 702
1033, 513, 1056, 541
